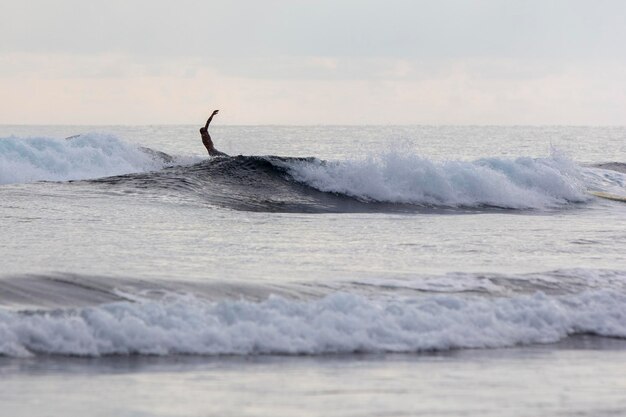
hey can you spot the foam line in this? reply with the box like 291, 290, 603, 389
1, 290, 625, 357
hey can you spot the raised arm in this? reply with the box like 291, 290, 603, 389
204, 109, 219, 130
199, 109, 228, 157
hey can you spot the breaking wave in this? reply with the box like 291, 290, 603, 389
1, 290, 625, 357
284, 150, 588, 209
0, 134, 175, 185
3, 134, 619, 211
1, 269, 626, 357
94, 153, 594, 212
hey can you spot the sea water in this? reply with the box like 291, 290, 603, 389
1, 125, 625, 416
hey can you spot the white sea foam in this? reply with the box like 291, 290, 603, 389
1, 290, 625, 357
0, 134, 167, 185
285, 150, 588, 209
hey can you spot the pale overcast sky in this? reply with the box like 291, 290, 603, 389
1, 0, 625, 124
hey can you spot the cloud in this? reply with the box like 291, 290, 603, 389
1, 0, 625, 124
3, 0, 626, 61
2, 52, 624, 125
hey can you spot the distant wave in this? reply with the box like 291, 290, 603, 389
593, 162, 626, 174
89, 152, 594, 212
0, 134, 177, 185
2, 134, 618, 211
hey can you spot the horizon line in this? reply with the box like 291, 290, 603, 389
2, 123, 626, 128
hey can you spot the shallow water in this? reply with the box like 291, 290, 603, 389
2, 337, 626, 417
1, 125, 626, 415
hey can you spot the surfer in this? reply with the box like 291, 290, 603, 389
200, 110, 228, 157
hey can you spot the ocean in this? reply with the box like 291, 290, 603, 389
1, 125, 625, 416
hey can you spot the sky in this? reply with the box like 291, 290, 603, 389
1, 0, 626, 125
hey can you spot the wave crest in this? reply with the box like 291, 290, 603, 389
0, 135, 603, 211
1, 290, 625, 357
284, 150, 588, 209
0, 134, 169, 185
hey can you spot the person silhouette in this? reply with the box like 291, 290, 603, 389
199, 110, 227, 157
